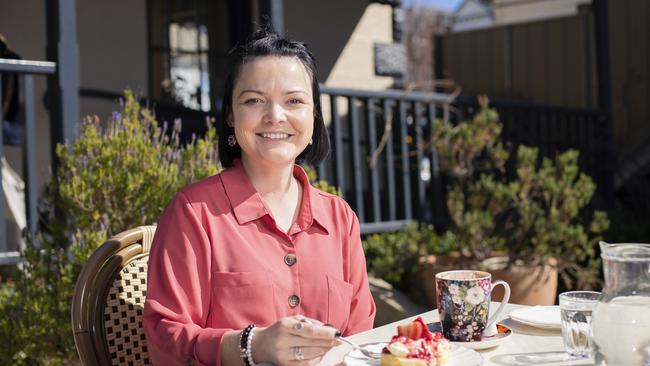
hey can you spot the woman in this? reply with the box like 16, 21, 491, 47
143, 30, 376, 366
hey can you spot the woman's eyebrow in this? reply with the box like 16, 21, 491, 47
238, 89, 264, 97
238, 89, 309, 97
285, 90, 309, 95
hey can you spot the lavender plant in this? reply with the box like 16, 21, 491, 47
0, 90, 219, 365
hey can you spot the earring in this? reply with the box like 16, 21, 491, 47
227, 134, 237, 147
309, 139, 313, 146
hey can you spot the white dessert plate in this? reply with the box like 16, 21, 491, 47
509, 305, 561, 329
344, 342, 483, 366
427, 322, 513, 350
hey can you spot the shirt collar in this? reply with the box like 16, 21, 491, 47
220, 160, 330, 234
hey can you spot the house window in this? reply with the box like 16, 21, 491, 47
168, 21, 211, 111
148, 0, 269, 113
149, 0, 211, 111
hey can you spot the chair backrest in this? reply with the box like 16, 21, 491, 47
72, 225, 156, 366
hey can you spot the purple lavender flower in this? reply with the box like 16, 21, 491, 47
112, 111, 122, 122
100, 214, 110, 231
174, 118, 182, 132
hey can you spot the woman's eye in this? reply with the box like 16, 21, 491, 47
244, 98, 263, 104
288, 98, 305, 105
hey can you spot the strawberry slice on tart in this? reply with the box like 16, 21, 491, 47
381, 317, 451, 366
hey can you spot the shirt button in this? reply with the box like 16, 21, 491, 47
288, 295, 301, 308
284, 253, 297, 266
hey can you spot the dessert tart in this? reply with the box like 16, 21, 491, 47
380, 317, 451, 366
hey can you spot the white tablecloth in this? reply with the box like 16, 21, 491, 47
319, 303, 594, 366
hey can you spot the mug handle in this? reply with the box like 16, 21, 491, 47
486, 280, 511, 328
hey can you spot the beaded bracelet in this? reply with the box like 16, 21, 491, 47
245, 327, 257, 366
239, 324, 257, 366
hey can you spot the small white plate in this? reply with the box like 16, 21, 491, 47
509, 305, 561, 329
344, 343, 483, 366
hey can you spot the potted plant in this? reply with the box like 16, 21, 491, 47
417, 98, 609, 306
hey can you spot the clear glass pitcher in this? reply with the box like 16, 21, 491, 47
590, 242, 650, 366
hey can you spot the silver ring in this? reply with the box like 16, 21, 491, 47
294, 346, 304, 361
294, 321, 303, 331
294, 318, 310, 331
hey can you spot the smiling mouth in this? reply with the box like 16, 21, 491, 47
257, 132, 293, 139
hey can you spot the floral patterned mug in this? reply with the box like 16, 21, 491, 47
435, 270, 511, 342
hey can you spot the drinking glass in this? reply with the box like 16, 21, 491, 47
559, 291, 600, 358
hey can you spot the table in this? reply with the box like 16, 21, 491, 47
320, 303, 594, 366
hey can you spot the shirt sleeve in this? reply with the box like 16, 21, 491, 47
144, 192, 230, 366
342, 211, 377, 335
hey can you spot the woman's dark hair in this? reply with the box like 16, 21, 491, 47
218, 29, 330, 168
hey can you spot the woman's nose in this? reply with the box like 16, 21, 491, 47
264, 102, 286, 124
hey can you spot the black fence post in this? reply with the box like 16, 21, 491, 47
23, 75, 38, 237
593, 0, 614, 208
46, 0, 80, 172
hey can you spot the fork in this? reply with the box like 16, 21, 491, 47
336, 335, 382, 359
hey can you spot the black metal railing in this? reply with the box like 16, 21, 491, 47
317, 90, 609, 234
0, 58, 56, 265
319, 86, 452, 234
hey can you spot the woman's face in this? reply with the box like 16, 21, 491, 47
230, 56, 314, 169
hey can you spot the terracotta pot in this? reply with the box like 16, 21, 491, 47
417, 253, 558, 308
489, 258, 557, 305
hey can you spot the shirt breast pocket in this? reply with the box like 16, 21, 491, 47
210, 271, 275, 328
326, 275, 353, 332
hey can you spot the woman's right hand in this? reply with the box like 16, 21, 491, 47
252, 315, 339, 366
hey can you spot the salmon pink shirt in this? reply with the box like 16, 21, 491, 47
144, 160, 376, 366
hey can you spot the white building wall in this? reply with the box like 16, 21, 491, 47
285, 1, 394, 90
452, 0, 495, 32
322, 3, 394, 90
77, 0, 149, 121
494, 0, 592, 26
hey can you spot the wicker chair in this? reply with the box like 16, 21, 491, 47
72, 225, 156, 366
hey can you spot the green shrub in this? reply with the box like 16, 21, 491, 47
434, 96, 508, 185
431, 97, 609, 289
363, 223, 457, 296
447, 146, 609, 289
0, 91, 219, 365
